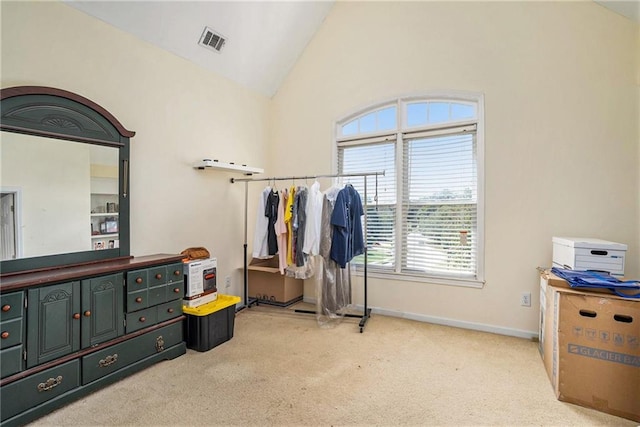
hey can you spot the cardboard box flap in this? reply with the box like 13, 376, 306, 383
248, 257, 279, 273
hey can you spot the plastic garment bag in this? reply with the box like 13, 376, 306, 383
315, 187, 352, 327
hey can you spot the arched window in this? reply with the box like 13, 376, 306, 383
336, 93, 484, 285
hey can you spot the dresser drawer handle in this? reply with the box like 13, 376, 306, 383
1, 304, 10, 312
139, 316, 146, 323
99, 354, 118, 368
73, 313, 80, 320
155, 273, 163, 280
173, 288, 180, 294
156, 335, 164, 352
1, 331, 9, 339
135, 277, 143, 284
167, 308, 174, 314
135, 297, 143, 303
173, 270, 181, 276
37, 376, 62, 392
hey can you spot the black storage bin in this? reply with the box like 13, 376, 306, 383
183, 295, 240, 352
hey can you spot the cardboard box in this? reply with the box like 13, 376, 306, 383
539, 271, 640, 422
184, 258, 217, 299
248, 257, 303, 306
182, 290, 218, 308
552, 237, 627, 277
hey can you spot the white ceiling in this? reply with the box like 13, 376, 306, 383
594, 0, 640, 23
63, 1, 335, 98
64, 1, 637, 99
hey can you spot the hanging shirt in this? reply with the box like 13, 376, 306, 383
252, 186, 272, 259
284, 186, 296, 265
274, 189, 288, 274
294, 187, 308, 267
330, 184, 364, 268
265, 189, 279, 256
303, 181, 323, 256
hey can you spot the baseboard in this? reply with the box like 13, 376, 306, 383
303, 296, 538, 340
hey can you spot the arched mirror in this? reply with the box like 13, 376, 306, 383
0, 86, 134, 274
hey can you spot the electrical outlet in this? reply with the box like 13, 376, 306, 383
521, 292, 531, 307
224, 276, 231, 288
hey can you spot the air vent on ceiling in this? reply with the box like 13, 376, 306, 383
198, 26, 226, 53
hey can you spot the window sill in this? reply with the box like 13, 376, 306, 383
352, 267, 485, 289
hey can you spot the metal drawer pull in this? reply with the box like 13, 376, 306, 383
73, 313, 81, 320
37, 376, 62, 392
135, 277, 143, 284
173, 288, 180, 293
167, 308, 174, 314
156, 335, 164, 352
135, 297, 143, 303
84, 310, 91, 317
99, 354, 118, 368
173, 270, 181, 276
1, 304, 10, 312
1, 331, 9, 339
139, 317, 146, 322
155, 273, 162, 280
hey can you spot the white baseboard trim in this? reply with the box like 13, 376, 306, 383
303, 297, 538, 340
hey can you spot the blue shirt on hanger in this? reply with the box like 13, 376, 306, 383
330, 184, 364, 268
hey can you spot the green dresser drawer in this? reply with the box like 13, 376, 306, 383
148, 284, 166, 306
1, 359, 80, 422
166, 282, 184, 301
126, 307, 157, 333
0, 292, 24, 322
127, 289, 148, 312
127, 269, 148, 292
157, 300, 183, 323
1, 345, 23, 378
0, 317, 23, 349
166, 263, 184, 284
82, 322, 183, 385
148, 266, 167, 287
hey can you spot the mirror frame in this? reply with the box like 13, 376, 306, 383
0, 86, 135, 275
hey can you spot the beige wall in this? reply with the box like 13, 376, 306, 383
1, 1, 271, 297
271, 1, 640, 335
2, 1, 638, 336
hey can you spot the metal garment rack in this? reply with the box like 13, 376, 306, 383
230, 171, 384, 333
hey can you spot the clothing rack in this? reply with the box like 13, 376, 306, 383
230, 171, 384, 333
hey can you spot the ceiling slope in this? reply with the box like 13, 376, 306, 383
64, 1, 335, 98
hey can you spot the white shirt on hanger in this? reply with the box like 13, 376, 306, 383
252, 186, 272, 259
303, 180, 323, 256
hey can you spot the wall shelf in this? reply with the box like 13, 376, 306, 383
193, 159, 263, 175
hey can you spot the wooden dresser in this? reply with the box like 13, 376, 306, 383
0, 254, 186, 427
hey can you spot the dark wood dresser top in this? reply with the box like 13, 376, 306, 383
0, 254, 184, 292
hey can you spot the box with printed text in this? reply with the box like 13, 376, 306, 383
183, 258, 217, 302
539, 271, 639, 422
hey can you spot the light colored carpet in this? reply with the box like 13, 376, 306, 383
31, 305, 635, 426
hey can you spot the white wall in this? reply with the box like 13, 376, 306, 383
270, 1, 640, 335
0, 133, 90, 256
1, 1, 271, 298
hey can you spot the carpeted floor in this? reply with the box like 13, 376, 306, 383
30, 304, 636, 426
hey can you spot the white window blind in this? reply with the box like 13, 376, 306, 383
402, 129, 477, 278
338, 141, 396, 269
336, 94, 483, 284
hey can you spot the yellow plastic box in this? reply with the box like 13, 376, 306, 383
183, 295, 241, 352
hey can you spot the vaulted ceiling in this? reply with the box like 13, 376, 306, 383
64, 1, 335, 98
64, 1, 638, 99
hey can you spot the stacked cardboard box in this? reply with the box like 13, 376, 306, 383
539, 271, 639, 422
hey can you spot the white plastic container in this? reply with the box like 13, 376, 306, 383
552, 237, 626, 277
